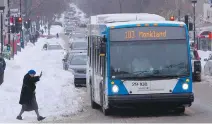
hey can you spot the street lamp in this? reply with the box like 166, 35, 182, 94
0, 6, 5, 55
118, 0, 122, 13
191, 0, 197, 45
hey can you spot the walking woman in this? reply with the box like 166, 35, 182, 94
17, 70, 45, 121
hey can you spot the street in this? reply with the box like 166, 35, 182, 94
51, 60, 212, 123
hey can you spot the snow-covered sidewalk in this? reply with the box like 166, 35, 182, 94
0, 37, 83, 122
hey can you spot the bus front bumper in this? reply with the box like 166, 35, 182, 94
108, 93, 194, 107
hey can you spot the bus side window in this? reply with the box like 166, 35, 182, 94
89, 36, 93, 66
87, 36, 89, 56
92, 39, 95, 69
97, 37, 101, 74
100, 37, 105, 76
94, 37, 98, 73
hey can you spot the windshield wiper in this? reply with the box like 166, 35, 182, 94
112, 70, 152, 79
165, 62, 187, 69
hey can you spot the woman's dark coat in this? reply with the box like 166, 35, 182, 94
19, 73, 40, 105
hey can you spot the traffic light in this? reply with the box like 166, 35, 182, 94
184, 15, 189, 28
24, 19, 31, 29
11, 25, 16, 33
189, 22, 193, 31
15, 17, 22, 33
184, 15, 193, 31
170, 16, 175, 21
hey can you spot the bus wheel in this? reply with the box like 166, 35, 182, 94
175, 106, 185, 114
196, 74, 201, 82
100, 84, 111, 116
90, 86, 98, 109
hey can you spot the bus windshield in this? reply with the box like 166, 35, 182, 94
110, 40, 189, 79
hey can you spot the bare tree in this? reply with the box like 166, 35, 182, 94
11, 0, 70, 21
75, 0, 194, 17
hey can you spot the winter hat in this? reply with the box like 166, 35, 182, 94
28, 70, 36, 75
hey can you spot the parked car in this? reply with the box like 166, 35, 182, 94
62, 52, 87, 87
190, 48, 201, 82
43, 42, 63, 50
71, 32, 86, 39
70, 40, 87, 51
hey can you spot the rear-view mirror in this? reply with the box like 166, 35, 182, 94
100, 42, 106, 57
99, 35, 107, 56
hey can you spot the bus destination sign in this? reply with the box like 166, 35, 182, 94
110, 27, 186, 41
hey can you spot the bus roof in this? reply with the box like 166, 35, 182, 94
106, 21, 186, 27
90, 13, 165, 24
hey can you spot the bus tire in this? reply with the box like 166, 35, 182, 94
90, 83, 99, 109
74, 82, 79, 87
196, 74, 201, 82
175, 106, 185, 114
100, 83, 111, 116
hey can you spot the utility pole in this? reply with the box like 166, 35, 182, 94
20, 0, 24, 48
1, 12, 3, 55
175, 0, 181, 21
7, 0, 10, 46
0, 6, 5, 55
191, 0, 197, 44
140, 0, 144, 12
118, 0, 122, 13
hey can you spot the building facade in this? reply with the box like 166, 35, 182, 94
203, 0, 212, 22
0, 0, 8, 46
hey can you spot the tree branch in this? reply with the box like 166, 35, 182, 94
27, 0, 45, 17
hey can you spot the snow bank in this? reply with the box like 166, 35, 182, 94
0, 37, 83, 122
198, 50, 212, 70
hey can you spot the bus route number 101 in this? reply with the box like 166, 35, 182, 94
125, 31, 135, 39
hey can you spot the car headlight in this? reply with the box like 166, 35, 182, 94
182, 83, 188, 90
112, 85, 119, 93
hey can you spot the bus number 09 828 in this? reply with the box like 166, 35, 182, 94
132, 82, 148, 86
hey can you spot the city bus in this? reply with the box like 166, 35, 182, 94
86, 13, 194, 115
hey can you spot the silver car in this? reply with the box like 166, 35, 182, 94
43, 42, 63, 50
63, 52, 87, 87
69, 40, 87, 53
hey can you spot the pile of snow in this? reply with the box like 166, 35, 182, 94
198, 50, 212, 70
0, 37, 84, 122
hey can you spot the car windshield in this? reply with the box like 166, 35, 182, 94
48, 45, 62, 50
71, 42, 87, 50
110, 40, 189, 79
72, 33, 85, 38
65, 30, 72, 33
70, 55, 87, 65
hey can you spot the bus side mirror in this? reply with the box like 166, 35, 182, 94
100, 42, 106, 57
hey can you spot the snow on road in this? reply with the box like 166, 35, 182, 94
0, 37, 83, 122
198, 50, 212, 70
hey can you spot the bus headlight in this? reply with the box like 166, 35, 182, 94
112, 85, 119, 93
182, 83, 188, 90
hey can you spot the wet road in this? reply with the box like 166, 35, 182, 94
48, 76, 212, 123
